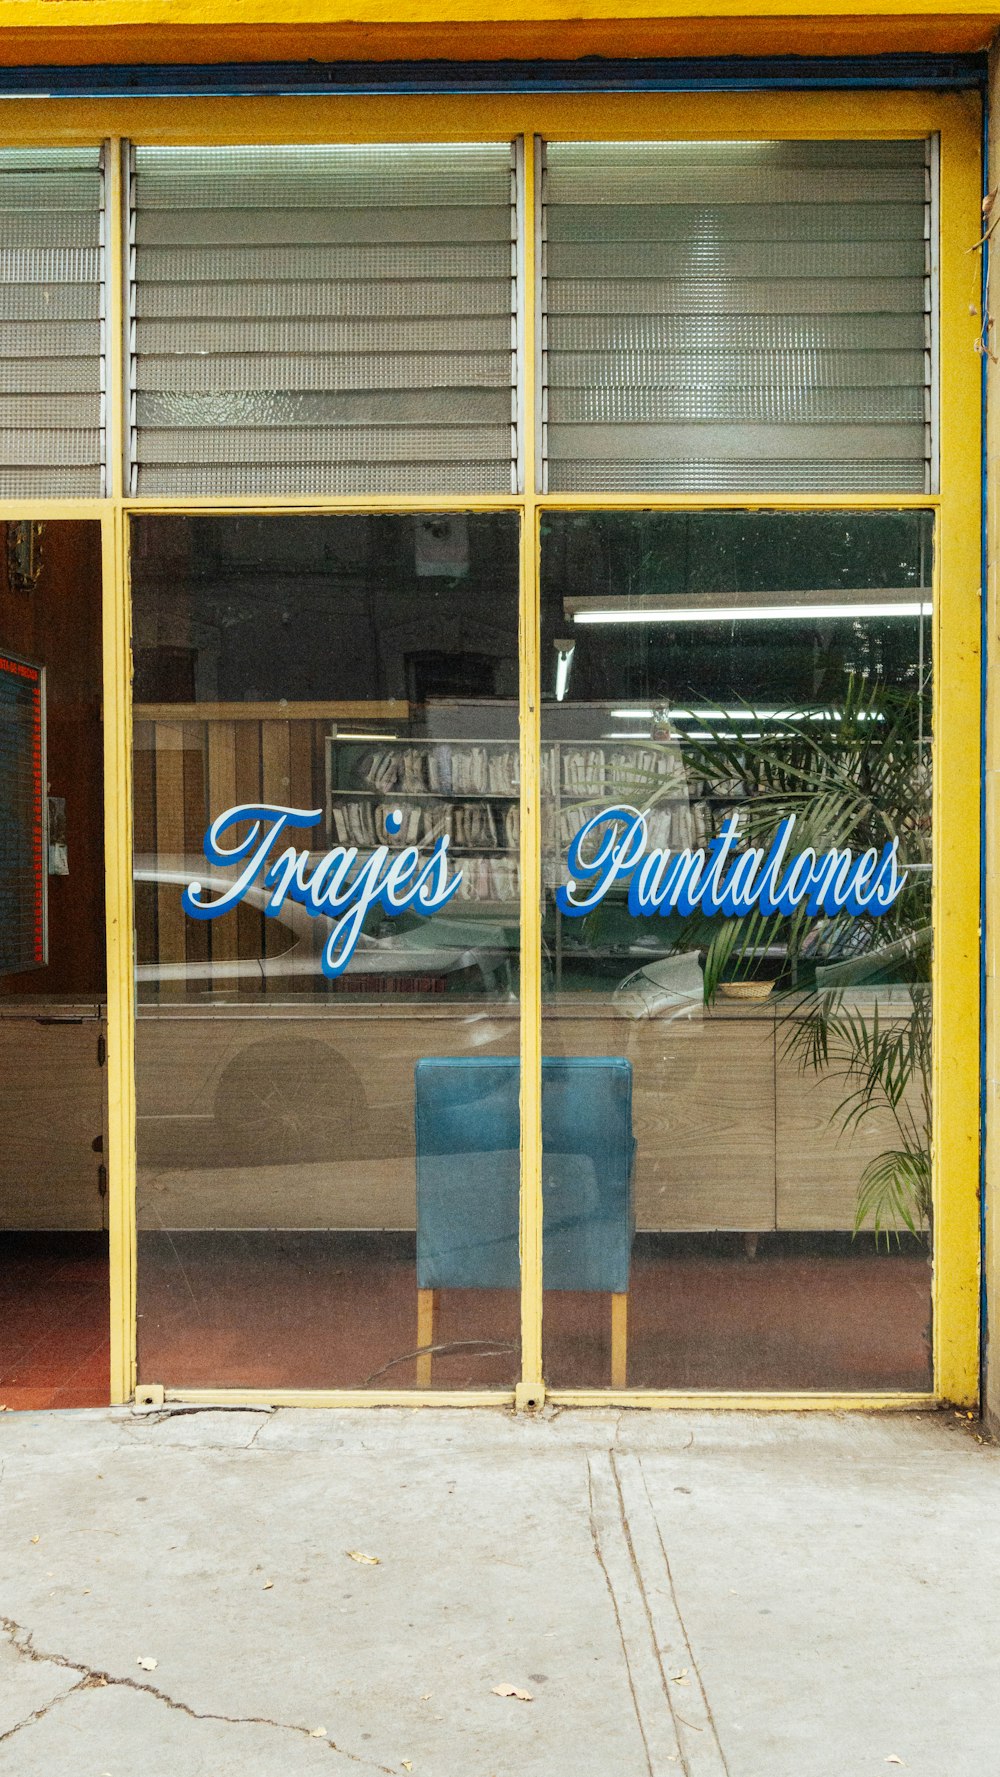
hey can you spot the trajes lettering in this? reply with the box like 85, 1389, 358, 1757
183, 803, 462, 977
556, 807, 906, 921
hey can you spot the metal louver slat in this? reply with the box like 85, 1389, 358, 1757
555, 460, 928, 493
549, 387, 926, 425
548, 313, 927, 351
0, 285, 100, 321
138, 243, 510, 282
0, 358, 101, 395
134, 352, 512, 395
137, 462, 510, 497
552, 349, 927, 389
134, 315, 511, 356
135, 145, 510, 207
138, 424, 513, 465
136, 390, 511, 426
546, 278, 924, 317
542, 139, 932, 495
130, 143, 519, 496
136, 278, 512, 321
547, 202, 927, 243
547, 241, 926, 278
137, 204, 512, 246
0, 148, 105, 498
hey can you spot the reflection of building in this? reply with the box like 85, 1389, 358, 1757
0, 6, 994, 1427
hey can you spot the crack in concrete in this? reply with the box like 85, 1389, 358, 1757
607, 1452, 689, 1777
0, 1671, 91, 1746
126, 1405, 275, 1428
586, 1461, 657, 1777
0, 1615, 394, 1772
634, 1456, 731, 1776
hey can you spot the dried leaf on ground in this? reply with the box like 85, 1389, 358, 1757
309, 1726, 327, 1739
136, 1657, 158, 1672
345, 1550, 380, 1565
885, 1760, 906, 1768
262, 1580, 274, 1589
491, 1683, 533, 1702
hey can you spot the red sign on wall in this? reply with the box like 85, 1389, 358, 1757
0, 652, 46, 974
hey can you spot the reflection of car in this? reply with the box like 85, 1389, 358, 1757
134, 859, 515, 997
611, 950, 704, 1020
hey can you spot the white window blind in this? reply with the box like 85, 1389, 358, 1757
541, 140, 932, 494
0, 148, 105, 499
129, 145, 519, 496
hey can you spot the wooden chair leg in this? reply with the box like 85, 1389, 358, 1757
416, 1288, 437, 1387
610, 1292, 628, 1389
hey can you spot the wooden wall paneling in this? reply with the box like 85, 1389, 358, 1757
546, 1009, 777, 1232
233, 722, 263, 967
134, 1009, 519, 1230
775, 1012, 926, 1231
206, 719, 238, 970
100, 1014, 109, 1233
288, 718, 316, 811
132, 718, 157, 969
0, 1017, 105, 1230
182, 722, 209, 969
135, 701, 409, 724
261, 721, 292, 962
152, 720, 186, 998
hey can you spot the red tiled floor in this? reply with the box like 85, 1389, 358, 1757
137, 1230, 932, 1394
0, 1234, 110, 1410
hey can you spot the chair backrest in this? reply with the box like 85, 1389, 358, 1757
414, 1056, 634, 1292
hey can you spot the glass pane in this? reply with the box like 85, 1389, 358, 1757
543, 140, 930, 494
132, 512, 521, 1390
540, 510, 933, 1392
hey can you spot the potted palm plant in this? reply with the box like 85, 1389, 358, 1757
683, 676, 932, 1239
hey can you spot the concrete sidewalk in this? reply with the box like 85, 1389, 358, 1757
0, 1407, 997, 1777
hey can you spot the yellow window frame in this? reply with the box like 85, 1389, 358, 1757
0, 87, 981, 1410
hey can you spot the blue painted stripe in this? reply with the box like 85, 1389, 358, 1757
980, 84, 990, 1408
0, 54, 987, 100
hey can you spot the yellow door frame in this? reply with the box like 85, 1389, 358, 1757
0, 87, 981, 1409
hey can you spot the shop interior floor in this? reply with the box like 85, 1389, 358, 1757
0, 1228, 931, 1405
0, 1233, 110, 1411
136, 1229, 933, 1396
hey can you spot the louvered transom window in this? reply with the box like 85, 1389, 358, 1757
541, 140, 932, 494
0, 148, 105, 499
129, 145, 519, 497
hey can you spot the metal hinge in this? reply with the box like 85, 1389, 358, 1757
97, 1164, 107, 1198
97, 1033, 107, 1066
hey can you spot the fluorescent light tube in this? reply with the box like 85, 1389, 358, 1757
571, 602, 931, 625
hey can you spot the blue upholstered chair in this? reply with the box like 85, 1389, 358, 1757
414, 1056, 635, 1385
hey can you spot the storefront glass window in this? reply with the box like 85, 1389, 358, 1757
131, 511, 522, 1390
539, 510, 933, 1391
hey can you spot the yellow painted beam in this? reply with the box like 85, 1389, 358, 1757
102, 501, 137, 1408
932, 104, 985, 1408
0, 3, 997, 63
0, 89, 980, 149
517, 136, 545, 1409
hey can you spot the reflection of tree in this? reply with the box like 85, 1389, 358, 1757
681, 677, 932, 1240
